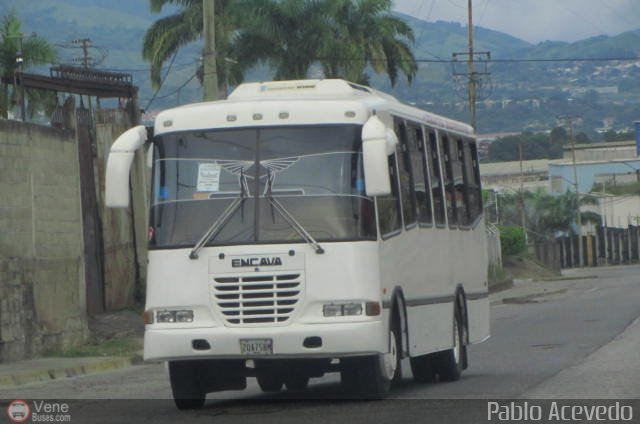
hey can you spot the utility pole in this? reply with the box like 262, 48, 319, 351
73, 38, 92, 68
202, 0, 219, 101
452, 0, 489, 133
558, 115, 583, 266
16, 36, 25, 121
519, 142, 526, 242
467, 0, 476, 132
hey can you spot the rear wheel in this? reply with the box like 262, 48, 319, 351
169, 361, 206, 410
433, 309, 464, 382
410, 352, 437, 383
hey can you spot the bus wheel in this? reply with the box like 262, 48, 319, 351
409, 352, 437, 383
255, 361, 284, 392
340, 325, 398, 399
434, 309, 463, 382
284, 374, 310, 391
169, 361, 206, 410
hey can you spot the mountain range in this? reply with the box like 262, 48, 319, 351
3, 0, 640, 136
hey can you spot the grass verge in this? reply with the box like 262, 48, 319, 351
46, 336, 142, 358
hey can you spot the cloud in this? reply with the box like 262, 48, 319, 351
393, 0, 640, 43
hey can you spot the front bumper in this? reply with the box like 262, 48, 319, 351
143, 320, 386, 362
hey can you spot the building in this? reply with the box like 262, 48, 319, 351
562, 140, 636, 161
480, 159, 557, 193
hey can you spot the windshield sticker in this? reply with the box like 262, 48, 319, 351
157, 186, 170, 201
197, 163, 221, 192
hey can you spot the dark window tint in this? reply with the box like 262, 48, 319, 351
464, 140, 483, 223
377, 155, 402, 236
440, 135, 457, 226
395, 118, 417, 228
454, 138, 469, 226
408, 125, 432, 225
428, 131, 446, 226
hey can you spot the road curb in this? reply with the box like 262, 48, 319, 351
500, 288, 568, 304
535, 275, 597, 282
0, 355, 142, 387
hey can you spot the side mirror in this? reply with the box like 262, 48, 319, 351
105, 125, 148, 207
362, 115, 397, 197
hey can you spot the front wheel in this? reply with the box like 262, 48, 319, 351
340, 326, 399, 399
169, 361, 206, 410
284, 375, 310, 391
255, 361, 284, 392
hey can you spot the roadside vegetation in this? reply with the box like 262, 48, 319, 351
46, 336, 142, 358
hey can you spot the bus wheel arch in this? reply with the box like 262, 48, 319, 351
390, 287, 409, 360
454, 285, 469, 369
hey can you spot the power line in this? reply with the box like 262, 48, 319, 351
144, 51, 178, 111
306, 55, 640, 64
150, 72, 198, 101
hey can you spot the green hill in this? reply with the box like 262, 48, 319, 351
3, 1, 640, 136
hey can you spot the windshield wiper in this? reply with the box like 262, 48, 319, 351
264, 169, 324, 254
189, 169, 250, 260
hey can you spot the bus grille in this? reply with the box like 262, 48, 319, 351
212, 273, 302, 326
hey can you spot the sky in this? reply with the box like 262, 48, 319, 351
393, 0, 640, 43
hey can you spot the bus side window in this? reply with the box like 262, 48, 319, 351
440, 134, 457, 227
428, 131, 446, 226
410, 124, 432, 225
377, 155, 402, 237
395, 118, 417, 228
455, 138, 470, 226
464, 140, 483, 223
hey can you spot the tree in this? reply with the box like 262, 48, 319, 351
0, 10, 57, 118
319, 0, 417, 85
488, 131, 563, 162
550, 126, 568, 144
231, 0, 333, 80
142, 0, 418, 94
143, 0, 244, 94
498, 189, 601, 242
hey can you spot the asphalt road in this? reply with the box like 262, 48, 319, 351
3, 266, 640, 423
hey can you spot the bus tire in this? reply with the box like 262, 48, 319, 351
284, 375, 310, 391
255, 361, 284, 392
169, 361, 206, 410
434, 309, 463, 382
409, 352, 437, 383
340, 322, 399, 399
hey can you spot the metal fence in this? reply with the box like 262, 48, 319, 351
536, 225, 640, 269
486, 222, 503, 271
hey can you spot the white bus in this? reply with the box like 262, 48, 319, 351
106, 79, 489, 409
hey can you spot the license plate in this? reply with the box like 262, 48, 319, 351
240, 339, 273, 355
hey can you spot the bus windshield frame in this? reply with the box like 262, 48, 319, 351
149, 124, 377, 249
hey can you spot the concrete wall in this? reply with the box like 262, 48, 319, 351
0, 120, 88, 361
95, 108, 148, 309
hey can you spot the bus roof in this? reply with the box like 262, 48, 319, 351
154, 79, 474, 137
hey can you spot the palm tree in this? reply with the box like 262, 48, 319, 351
0, 10, 57, 118
143, 0, 418, 94
231, 0, 333, 80
142, 0, 244, 95
321, 0, 417, 86
233, 0, 417, 85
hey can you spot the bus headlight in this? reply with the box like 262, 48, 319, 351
156, 309, 194, 323
323, 303, 363, 317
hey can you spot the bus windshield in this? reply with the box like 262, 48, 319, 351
149, 124, 377, 249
